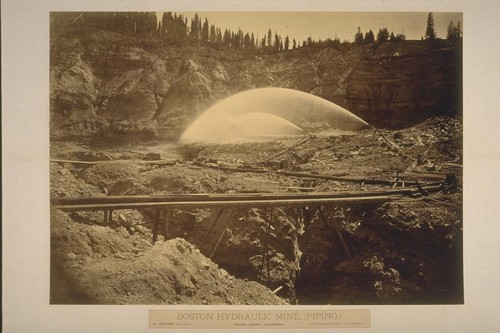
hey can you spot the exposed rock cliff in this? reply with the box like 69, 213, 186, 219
50, 27, 461, 143
346, 41, 462, 128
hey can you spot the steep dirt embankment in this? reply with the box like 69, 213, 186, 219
346, 41, 462, 128
50, 28, 461, 143
51, 208, 287, 305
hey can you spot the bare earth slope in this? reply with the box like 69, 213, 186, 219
50, 27, 462, 143
51, 209, 286, 305
50, 117, 462, 305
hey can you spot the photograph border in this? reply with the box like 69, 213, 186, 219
3, 0, 500, 332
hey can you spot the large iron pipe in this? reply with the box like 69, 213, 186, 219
52, 195, 398, 212
210, 166, 441, 186
51, 185, 442, 206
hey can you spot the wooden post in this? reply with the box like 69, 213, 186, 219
163, 209, 173, 241
199, 208, 223, 249
209, 208, 233, 259
152, 209, 160, 243
318, 207, 352, 260
301, 206, 319, 267
259, 208, 274, 281
266, 208, 274, 282
103, 210, 113, 224
302, 206, 314, 230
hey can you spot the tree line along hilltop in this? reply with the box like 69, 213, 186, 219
51, 12, 462, 55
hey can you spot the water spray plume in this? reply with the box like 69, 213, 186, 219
180, 87, 368, 143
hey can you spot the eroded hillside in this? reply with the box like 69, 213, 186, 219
50, 24, 462, 144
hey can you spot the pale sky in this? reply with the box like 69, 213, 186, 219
174, 12, 462, 43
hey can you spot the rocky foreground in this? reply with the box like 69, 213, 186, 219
50, 117, 462, 305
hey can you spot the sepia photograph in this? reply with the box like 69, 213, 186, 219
49, 11, 463, 306
4, 1, 500, 332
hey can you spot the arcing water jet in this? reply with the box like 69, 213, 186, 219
180, 88, 368, 143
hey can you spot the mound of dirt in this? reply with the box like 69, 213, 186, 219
50, 162, 103, 197
51, 209, 286, 305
